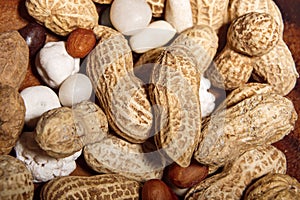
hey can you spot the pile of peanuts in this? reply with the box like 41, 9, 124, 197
1, 0, 300, 199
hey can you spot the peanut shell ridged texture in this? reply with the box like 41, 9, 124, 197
73, 100, 108, 145
40, 174, 141, 200
172, 25, 218, 72
228, 12, 280, 57
149, 45, 201, 167
194, 93, 297, 168
206, 46, 253, 90
83, 134, 164, 182
190, 0, 229, 31
35, 107, 83, 158
253, 40, 299, 96
87, 25, 153, 144
244, 173, 300, 200
229, 0, 284, 34
25, 0, 98, 36
146, 0, 165, 18
214, 83, 273, 113
0, 85, 25, 155
0, 155, 34, 200
185, 145, 287, 200
0, 31, 29, 89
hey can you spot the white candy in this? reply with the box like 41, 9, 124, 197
36, 41, 80, 88
129, 20, 177, 53
165, 0, 193, 33
59, 73, 93, 107
110, 0, 152, 35
199, 76, 216, 118
20, 86, 61, 128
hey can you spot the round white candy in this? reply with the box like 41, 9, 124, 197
110, 0, 152, 35
129, 20, 176, 53
59, 73, 93, 107
20, 86, 61, 128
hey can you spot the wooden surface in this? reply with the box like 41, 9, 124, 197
1, 0, 300, 198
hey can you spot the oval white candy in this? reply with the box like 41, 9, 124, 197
129, 20, 177, 53
59, 73, 93, 107
110, 0, 152, 35
20, 86, 61, 128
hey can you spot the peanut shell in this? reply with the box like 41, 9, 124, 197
87, 25, 153, 144
228, 12, 280, 57
229, 0, 284, 34
190, 0, 229, 32
172, 25, 219, 72
194, 93, 297, 168
205, 45, 253, 90
35, 107, 83, 158
0, 155, 34, 200
0, 84, 25, 155
83, 134, 164, 182
149, 45, 201, 167
252, 39, 299, 96
0, 31, 29, 89
40, 174, 141, 200
186, 145, 287, 200
244, 173, 300, 200
26, 0, 99, 36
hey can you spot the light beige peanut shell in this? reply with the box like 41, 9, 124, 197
87, 25, 153, 144
244, 173, 300, 200
40, 174, 141, 200
0, 84, 25, 155
227, 12, 280, 57
83, 134, 164, 182
0, 155, 34, 200
228, 0, 284, 34
0, 31, 29, 89
172, 24, 219, 72
194, 93, 297, 168
205, 45, 253, 90
149, 45, 201, 167
213, 82, 273, 113
35, 107, 83, 158
189, 0, 229, 32
73, 100, 108, 145
252, 39, 299, 96
26, 0, 98, 36
185, 145, 287, 200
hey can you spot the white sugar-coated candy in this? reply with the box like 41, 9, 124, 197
110, 0, 152, 35
129, 20, 177, 53
59, 73, 93, 107
20, 86, 61, 128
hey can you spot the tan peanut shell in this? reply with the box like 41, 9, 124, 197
227, 12, 280, 57
172, 25, 219, 72
149, 45, 201, 167
190, 0, 229, 31
73, 100, 108, 145
0, 84, 25, 155
0, 31, 29, 89
87, 25, 153, 144
185, 145, 287, 200
194, 93, 297, 168
84, 134, 164, 182
0, 155, 34, 200
205, 45, 253, 90
229, 0, 284, 34
26, 0, 98, 36
252, 40, 299, 96
244, 173, 300, 200
35, 107, 83, 158
40, 174, 141, 200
